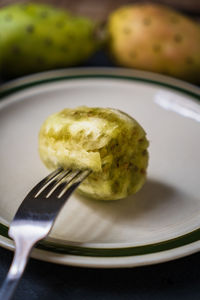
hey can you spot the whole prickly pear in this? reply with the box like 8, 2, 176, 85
107, 4, 200, 83
0, 3, 100, 78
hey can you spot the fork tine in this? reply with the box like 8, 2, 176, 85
28, 168, 63, 198
37, 169, 72, 198
49, 170, 81, 198
54, 169, 91, 199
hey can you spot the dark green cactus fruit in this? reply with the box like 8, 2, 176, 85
0, 3, 100, 78
39, 106, 149, 201
107, 4, 200, 83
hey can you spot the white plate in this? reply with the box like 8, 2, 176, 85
0, 68, 199, 268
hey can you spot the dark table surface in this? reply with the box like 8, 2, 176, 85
0, 51, 200, 300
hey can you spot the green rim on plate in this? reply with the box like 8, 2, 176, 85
0, 73, 200, 100
0, 68, 199, 258
0, 223, 200, 257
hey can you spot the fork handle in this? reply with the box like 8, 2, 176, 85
0, 240, 34, 300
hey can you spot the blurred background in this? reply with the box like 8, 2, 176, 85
0, 0, 199, 83
1, 0, 200, 20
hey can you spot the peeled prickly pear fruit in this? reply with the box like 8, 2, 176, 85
0, 3, 100, 78
39, 107, 149, 200
108, 4, 200, 83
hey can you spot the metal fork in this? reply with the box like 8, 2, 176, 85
0, 167, 90, 300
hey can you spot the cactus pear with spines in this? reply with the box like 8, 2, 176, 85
0, 3, 100, 78
108, 4, 200, 83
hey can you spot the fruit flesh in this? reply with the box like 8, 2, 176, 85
39, 107, 149, 200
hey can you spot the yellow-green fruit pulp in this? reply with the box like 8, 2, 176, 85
108, 4, 200, 83
39, 107, 149, 200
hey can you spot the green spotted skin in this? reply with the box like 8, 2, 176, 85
0, 3, 99, 78
39, 107, 149, 201
108, 4, 200, 83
